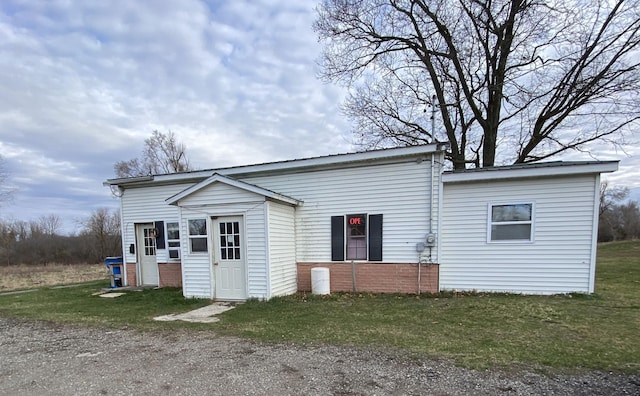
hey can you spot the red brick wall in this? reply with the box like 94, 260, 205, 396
124, 262, 182, 287
159, 263, 182, 288
125, 262, 136, 286
128, 261, 437, 294
297, 262, 439, 294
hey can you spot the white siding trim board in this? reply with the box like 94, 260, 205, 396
588, 174, 600, 293
263, 202, 271, 299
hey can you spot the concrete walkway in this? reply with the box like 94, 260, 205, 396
153, 302, 237, 323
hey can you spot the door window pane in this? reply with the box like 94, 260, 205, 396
219, 221, 241, 260
143, 227, 156, 256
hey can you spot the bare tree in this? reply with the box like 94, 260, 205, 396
114, 130, 191, 177
38, 214, 62, 236
81, 208, 122, 262
599, 181, 629, 215
0, 220, 16, 265
315, 0, 640, 169
598, 181, 636, 241
616, 201, 640, 239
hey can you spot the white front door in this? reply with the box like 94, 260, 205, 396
212, 216, 246, 300
136, 223, 158, 286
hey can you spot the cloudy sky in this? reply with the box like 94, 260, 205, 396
0, 0, 638, 234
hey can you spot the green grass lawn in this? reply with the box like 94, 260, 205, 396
0, 283, 212, 331
0, 240, 638, 372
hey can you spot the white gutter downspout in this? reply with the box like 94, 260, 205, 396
437, 152, 445, 293
588, 174, 601, 293
118, 192, 128, 287
430, 155, 435, 242
418, 154, 437, 295
264, 202, 271, 300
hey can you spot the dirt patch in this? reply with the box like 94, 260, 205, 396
0, 317, 638, 395
0, 263, 108, 291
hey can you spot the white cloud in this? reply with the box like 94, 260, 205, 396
0, 0, 636, 235
0, 0, 353, 233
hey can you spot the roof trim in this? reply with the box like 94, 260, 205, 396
442, 161, 619, 183
165, 173, 302, 206
102, 175, 153, 187
105, 144, 443, 187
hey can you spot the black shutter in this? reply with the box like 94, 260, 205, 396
368, 214, 383, 261
154, 221, 165, 249
331, 216, 344, 261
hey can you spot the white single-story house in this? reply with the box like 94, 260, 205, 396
104, 144, 617, 299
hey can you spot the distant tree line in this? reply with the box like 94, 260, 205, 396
0, 130, 191, 266
0, 208, 121, 266
599, 182, 640, 242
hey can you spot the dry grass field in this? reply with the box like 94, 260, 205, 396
0, 263, 109, 292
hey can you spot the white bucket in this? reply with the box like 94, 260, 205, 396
311, 267, 330, 295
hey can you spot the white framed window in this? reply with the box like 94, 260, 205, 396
188, 219, 208, 253
166, 222, 181, 260
488, 202, 534, 242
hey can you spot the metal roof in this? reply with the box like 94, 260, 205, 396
442, 160, 619, 183
445, 160, 619, 174
104, 143, 446, 187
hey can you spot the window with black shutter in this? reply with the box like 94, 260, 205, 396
331, 214, 382, 261
368, 214, 383, 261
331, 216, 344, 261
154, 221, 165, 249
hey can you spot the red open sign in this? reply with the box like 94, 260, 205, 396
349, 217, 363, 225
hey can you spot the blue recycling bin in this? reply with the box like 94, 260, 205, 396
104, 256, 123, 288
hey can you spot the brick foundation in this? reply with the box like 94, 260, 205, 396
125, 263, 137, 286
124, 262, 182, 287
159, 263, 182, 288
297, 262, 439, 294
126, 261, 438, 294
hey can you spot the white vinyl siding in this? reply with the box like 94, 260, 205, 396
120, 184, 189, 265
440, 175, 599, 294
245, 205, 268, 299
176, 182, 266, 206
241, 159, 441, 264
267, 201, 297, 297
176, 182, 268, 299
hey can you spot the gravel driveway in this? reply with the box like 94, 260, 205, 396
0, 317, 638, 395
